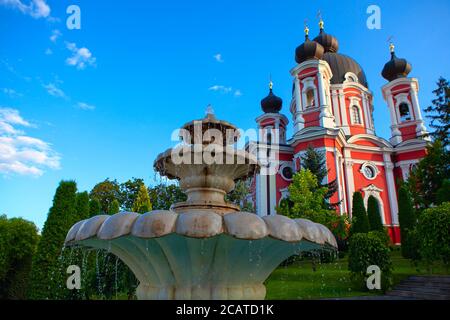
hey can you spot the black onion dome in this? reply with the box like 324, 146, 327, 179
381, 50, 412, 82
261, 87, 282, 113
295, 35, 324, 64
322, 52, 369, 88
313, 28, 339, 53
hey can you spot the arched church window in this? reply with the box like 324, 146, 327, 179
399, 103, 411, 121
352, 105, 361, 124
306, 89, 315, 108
266, 132, 272, 145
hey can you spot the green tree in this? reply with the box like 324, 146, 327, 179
109, 199, 120, 214
132, 184, 152, 213
300, 146, 338, 208
277, 169, 341, 233
28, 180, 78, 299
436, 179, 450, 205
0, 215, 8, 281
225, 179, 254, 212
120, 178, 145, 211
367, 196, 384, 232
349, 192, 369, 235
408, 140, 450, 208
148, 184, 186, 210
90, 179, 121, 214
416, 202, 450, 271
425, 77, 450, 146
0, 216, 39, 299
89, 198, 102, 217
398, 185, 418, 259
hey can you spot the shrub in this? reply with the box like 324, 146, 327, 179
0, 217, 39, 299
349, 192, 369, 235
348, 232, 393, 291
416, 202, 450, 271
369, 229, 391, 248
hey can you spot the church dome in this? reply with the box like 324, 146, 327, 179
295, 26, 324, 64
381, 44, 412, 82
322, 52, 369, 88
313, 22, 339, 53
261, 82, 282, 113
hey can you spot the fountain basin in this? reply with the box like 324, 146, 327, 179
65, 211, 337, 300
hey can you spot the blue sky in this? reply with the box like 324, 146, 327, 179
1, 0, 449, 230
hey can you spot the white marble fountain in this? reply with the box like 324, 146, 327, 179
65, 110, 337, 300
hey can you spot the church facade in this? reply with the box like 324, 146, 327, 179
250, 21, 429, 244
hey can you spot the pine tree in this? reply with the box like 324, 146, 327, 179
367, 196, 384, 231
398, 185, 417, 259
300, 146, 338, 209
349, 192, 369, 235
28, 180, 78, 299
132, 184, 152, 213
63, 192, 90, 300
425, 77, 450, 146
436, 179, 450, 205
109, 199, 120, 214
75, 192, 90, 221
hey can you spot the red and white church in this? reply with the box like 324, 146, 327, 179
250, 21, 429, 244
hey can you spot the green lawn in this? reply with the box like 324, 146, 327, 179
265, 248, 449, 300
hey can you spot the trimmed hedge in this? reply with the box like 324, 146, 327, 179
348, 232, 392, 290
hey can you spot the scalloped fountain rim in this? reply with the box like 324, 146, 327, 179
65, 211, 337, 248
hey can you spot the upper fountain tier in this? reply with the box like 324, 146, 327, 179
154, 110, 259, 214
179, 109, 241, 146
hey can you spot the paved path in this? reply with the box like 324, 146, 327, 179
328, 276, 450, 300
385, 275, 450, 300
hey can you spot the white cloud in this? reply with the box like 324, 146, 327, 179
49, 29, 61, 43
213, 53, 224, 63
0, 108, 30, 127
76, 102, 95, 110
65, 42, 96, 70
43, 83, 66, 98
209, 85, 232, 93
0, 0, 50, 19
45, 48, 52, 55
2, 88, 23, 98
0, 107, 60, 177
209, 85, 242, 97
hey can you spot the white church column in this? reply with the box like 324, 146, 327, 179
399, 163, 411, 181
269, 172, 277, 215
294, 77, 304, 132
387, 93, 402, 145
331, 90, 341, 126
409, 87, 427, 135
384, 153, 399, 225
339, 90, 350, 135
317, 71, 334, 128
344, 158, 355, 217
333, 149, 344, 215
361, 93, 372, 133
